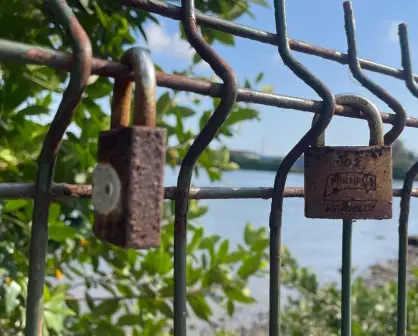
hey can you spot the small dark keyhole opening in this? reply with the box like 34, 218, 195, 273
105, 183, 111, 194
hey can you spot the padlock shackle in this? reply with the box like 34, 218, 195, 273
312, 94, 384, 147
110, 47, 156, 129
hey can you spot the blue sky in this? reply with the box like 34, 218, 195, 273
137, 0, 418, 157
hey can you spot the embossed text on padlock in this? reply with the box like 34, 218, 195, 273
304, 94, 392, 220
91, 47, 166, 249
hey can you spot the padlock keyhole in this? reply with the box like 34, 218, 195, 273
105, 183, 112, 195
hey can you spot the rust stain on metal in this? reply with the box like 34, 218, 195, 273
93, 127, 166, 249
92, 47, 165, 250
26, 48, 62, 65
304, 145, 393, 220
110, 79, 133, 128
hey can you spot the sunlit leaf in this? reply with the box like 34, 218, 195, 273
187, 294, 212, 321
5, 281, 21, 314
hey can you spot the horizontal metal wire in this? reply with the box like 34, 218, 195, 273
1, 39, 418, 128
122, 0, 418, 83
0, 183, 417, 200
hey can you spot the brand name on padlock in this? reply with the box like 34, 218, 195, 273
304, 145, 392, 220
324, 172, 376, 197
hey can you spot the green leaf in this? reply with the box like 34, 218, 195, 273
224, 285, 256, 304
65, 299, 80, 316
5, 280, 21, 314
186, 263, 201, 286
49, 222, 77, 242
255, 72, 264, 83
213, 30, 235, 46
156, 299, 173, 318
238, 255, 263, 279
217, 240, 229, 262
187, 294, 212, 321
193, 52, 202, 64
117, 284, 134, 297
252, 238, 270, 252
48, 203, 61, 224
155, 248, 172, 275
43, 310, 65, 333
2, 199, 28, 212
200, 235, 221, 250
118, 314, 139, 326
224, 250, 247, 263
227, 300, 235, 316
187, 201, 208, 220
253, 0, 270, 7
260, 84, 274, 93
188, 226, 204, 251
16, 105, 49, 117
171, 106, 196, 118
93, 298, 120, 317
224, 108, 260, 127
85, 293, 96, 311
85, 76, 112, 99
157, 92, 171, 116
199, 110, 212, 131
244, 223, 256, 245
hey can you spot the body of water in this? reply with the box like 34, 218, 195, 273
162, 166, 418, 332
70, 167, 418, 333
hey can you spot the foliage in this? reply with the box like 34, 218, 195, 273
0, 0, 273, 335
218, 247, 418, 335
279, 248, 418, 336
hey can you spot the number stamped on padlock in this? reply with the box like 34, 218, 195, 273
304, 145, 392, 220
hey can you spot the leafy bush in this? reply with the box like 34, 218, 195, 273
0, 0, 274, 335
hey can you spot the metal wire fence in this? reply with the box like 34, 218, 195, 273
1, 0, 418, 335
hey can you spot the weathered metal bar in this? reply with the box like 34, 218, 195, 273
341, 220, 352, 336
269, 0, 335, 334
24, 1, 92, 335
120, 0, 418, 84
173, 0, 238, 334
397, 163, 418, 336
397, 23, 418, 336
343, 1, 406, 146
1, 39, 418, 128
1, 183, 417, 200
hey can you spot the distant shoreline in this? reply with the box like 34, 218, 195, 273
229, 150, 413, 181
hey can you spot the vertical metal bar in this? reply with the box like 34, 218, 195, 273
174, 0, 237, 334
343, 1, 406, 146
397, 23, 418, 336
24, 1, 92, 335
270, 1, 335, 334
341, 219, 352, 336
313, 94, 384, 336
397, 163, 418, 336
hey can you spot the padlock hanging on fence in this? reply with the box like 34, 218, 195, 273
91, 47, 166, 249
304, 94, 393, 220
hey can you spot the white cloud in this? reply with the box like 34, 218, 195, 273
145, 22, 211, 72
146, 22, 194, 60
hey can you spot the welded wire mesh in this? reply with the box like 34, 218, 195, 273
1, 0, 418, 335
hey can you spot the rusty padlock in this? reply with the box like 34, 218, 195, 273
304, 93, 392, 220
91, 47, 166, 249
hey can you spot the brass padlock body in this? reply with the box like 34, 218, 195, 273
93, 126, 166, 248
304, 145, 392, 220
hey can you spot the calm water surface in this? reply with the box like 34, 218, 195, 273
71, 167, 418, 333
163, 167, 418, 332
